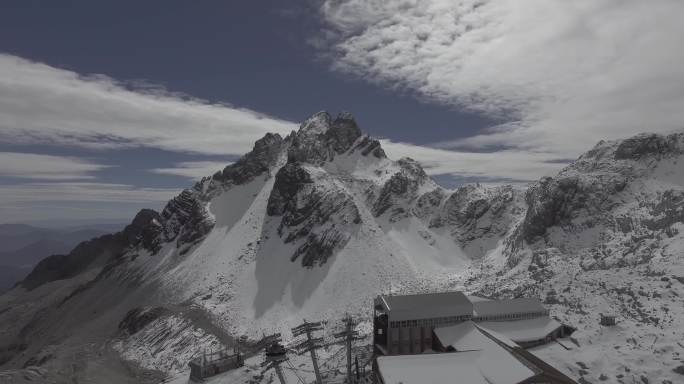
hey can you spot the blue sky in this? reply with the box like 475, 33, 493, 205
1, 1, 683, 225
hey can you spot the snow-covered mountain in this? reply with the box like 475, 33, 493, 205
0, 113, 682, 384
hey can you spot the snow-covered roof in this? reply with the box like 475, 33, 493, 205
376, 342, 535, 384
467, 295, 492, 303
379, 291, 473, 321
433, 321, 492, 351
477, 317, 563, 343
473, 298, 547, 317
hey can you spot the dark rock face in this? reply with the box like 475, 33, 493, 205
353, 137, 386, 158
412, 188, 446, 223
216, 132, 284, 185
373, 157, 427, 218
444, 185, 493, 225
118, 307, 167, 335
267, 163, 313, 216
160, 132, 285, 253
327, 112, 363, 154
267, 163, 361, 267
160, 190, 214, 251
20, 233, 124, 290
614, 133, 679, 160
287, 112, 363, 164
642, 189, 684, 231
445, 185, 517, 229
520, 173, 626, 242
435, 185, 522, 257
122, 209, 163, 254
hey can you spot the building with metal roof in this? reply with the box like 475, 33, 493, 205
373, 291, 573, 356
377, 321, 578, 384
378, 291, 473, 321
373, 291, 473, 355
473, 298, 549, 321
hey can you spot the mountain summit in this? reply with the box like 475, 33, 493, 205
0, 113, 683, 383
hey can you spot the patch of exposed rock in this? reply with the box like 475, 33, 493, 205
267, 163, 361, 267
119, 307, 168, 335
287, 111, 363, 164
373, 157, 429, 219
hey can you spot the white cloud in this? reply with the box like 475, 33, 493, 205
0, 54, 297, 156
0, 152, 110, 180
150, 161, 233, 180
381, 140, 562, 182
319, 0, 684, 160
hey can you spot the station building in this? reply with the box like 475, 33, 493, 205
373, 291, 573, 355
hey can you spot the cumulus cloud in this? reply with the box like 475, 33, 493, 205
150, 161, 233, 180
319, 0, 684, 159
0, 54, 296, 156
0, 152, 110, 180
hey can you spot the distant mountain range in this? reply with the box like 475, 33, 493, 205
0, 224, 121, 291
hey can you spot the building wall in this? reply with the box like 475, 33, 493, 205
385, 315, 471, 355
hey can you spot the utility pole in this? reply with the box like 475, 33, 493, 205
259, 333, 288, 384
334, 315, 359, 384
292, 320, 324, 384
274, 363, 286, 384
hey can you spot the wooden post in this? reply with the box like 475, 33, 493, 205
308, 328, 322, 384
274, 363, 286, 384
292, 321, 324, 384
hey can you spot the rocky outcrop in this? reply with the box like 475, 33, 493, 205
352, 136, 386, 158
287, 111, 363, 164
121, 209, 163, 254
614, 133, 681, 160
20, 233, 123, 290
160, 190, 214, 252
20, 209, 165, 290
159, 133, 286, 253
521, 171, 627, 242
213, 132, 284, 186
373, 157, 428, 219
267, 163, 361, 267
412, 188, 446, 223
443, 185, 522, 244
119, 307, 168, 335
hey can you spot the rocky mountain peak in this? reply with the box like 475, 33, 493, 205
327, 112, 362, 153
614, 132, 682, 160
287, 111, 363, 165
298, 111, 332, 136
214, 132, 284, 186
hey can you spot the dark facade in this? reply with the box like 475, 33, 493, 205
373, 291, 473, 355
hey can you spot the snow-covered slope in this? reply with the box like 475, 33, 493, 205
472, 133, 684, 383
0, 114, 682, 384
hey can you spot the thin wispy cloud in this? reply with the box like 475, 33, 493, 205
380, 140, 560, 182
0, 53, 566, 185
0, 152, 110, 180
150, 161, 233, 180
319, 0, 684, 159
0, 54, 296, 156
